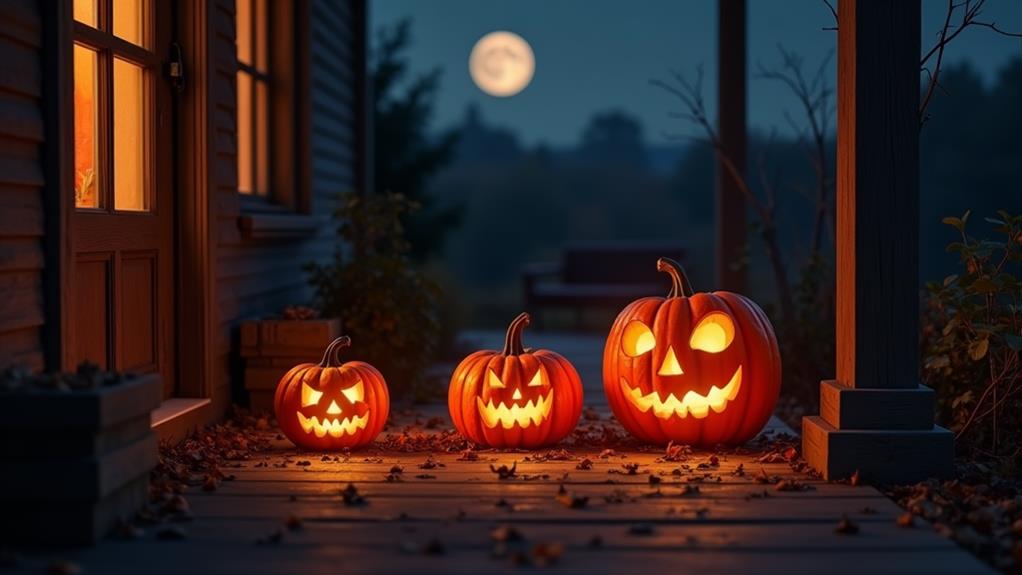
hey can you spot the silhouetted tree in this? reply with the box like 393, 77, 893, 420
578, 110, 647, 170
372, 20, 460, 259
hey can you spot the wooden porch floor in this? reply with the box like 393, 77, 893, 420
14, 332, 993, 574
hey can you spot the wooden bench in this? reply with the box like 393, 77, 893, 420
522, 242, 686, 328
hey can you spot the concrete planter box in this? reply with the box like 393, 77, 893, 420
0, 373, 162, 545
240, 317, 341, 412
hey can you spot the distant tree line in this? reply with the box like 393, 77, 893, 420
422, 56, 1020, 327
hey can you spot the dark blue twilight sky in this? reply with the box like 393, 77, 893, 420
370, 0, 1022, 147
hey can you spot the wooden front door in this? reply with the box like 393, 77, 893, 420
70, 0, 175, 397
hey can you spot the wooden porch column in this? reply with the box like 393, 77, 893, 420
802, 0, 953, 483
715, 0, 746, 292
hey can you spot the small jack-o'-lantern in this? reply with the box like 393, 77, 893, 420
603, 258, 780, 446
449, 313, 583, 448
274, 336, 389, 450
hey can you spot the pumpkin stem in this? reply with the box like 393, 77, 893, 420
657, 257, 695, 298
502, 312, 531, 356
319, 336, 352, 367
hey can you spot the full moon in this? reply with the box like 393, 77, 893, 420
469, 31, 535, 97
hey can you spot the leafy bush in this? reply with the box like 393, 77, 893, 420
922, 210, 1022, 460
771, 254, 835, 421
307, 192, 442, 396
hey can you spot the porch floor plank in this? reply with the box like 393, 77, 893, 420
10, 332, 994, 574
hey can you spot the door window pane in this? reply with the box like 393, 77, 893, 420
236, 71, 253, 194
73, 0, 97, 27
113, 58, 148, 211
74, 44, 100, 209
113, 0, 146, 47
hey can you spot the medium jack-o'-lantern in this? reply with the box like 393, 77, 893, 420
449, 313, 583, 448
603, 258, 780, 446
274, 336, 389, 450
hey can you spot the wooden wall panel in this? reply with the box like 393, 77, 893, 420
208, 0, 362, 408
0, 0, 45, 371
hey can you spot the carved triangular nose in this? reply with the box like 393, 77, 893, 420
658, 346, 684, 376
326, 400, 342, 415
512, 388, 523, 400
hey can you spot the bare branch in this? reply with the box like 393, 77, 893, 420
754, 45, 834, 258
920, 0, 1022, 127
821, 0, 838, 31
970, 19, 1022, 38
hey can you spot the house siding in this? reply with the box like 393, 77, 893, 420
210, 0, 361, 406
0, 0, 362, 414
0, 0, 45, 371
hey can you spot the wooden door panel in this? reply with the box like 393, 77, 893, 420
73, 255, 111, 370
119, 251, 156, 372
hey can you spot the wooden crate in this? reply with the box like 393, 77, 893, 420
239, 318, 341, 359
240, 318, 342, 413
0, 374, 162, 545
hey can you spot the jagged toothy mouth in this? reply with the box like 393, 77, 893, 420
476, 390, 554, 429
620, 366, 742, 419
297, 412, 369, 437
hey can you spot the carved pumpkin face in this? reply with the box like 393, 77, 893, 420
449, 313, 583, 448
274, 336, 389, 450
603, 258, 780, 446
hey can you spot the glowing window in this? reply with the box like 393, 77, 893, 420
235, 0, 270, 196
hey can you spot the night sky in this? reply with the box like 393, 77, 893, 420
371, 0, 1022, 147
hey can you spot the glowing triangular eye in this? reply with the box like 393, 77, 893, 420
341, 380, 364, 403
622, 320, 656, 357
488, 369, 506, 388
690, 312, 735, 353
301, 382, 323, 407
527, 369, 544, 387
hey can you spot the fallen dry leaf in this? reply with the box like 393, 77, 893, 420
490, 462, 518, 480
775, 479, 814, 492
531, 542, 564, 566
835, 515, 860, 535
491, 525, 524, 542
341, 483, 367, 506
555, 486, 590, 509
896, 512, 915, 528
418, 457, 443, 470
202, 475, 218, 492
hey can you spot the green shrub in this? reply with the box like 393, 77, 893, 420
307, 191, 442, 397
922, 210, 1022, 460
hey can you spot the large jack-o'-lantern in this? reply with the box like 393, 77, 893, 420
603, 258, 780, 446
274, 336, 389, 450
449, 313, 583, 448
